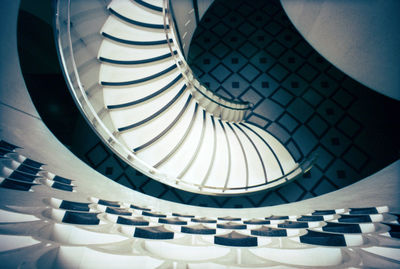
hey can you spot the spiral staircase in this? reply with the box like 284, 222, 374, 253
0, 0, 399, 268
56, 0, 315, 195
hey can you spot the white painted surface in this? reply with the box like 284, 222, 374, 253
281, 0, 400, 100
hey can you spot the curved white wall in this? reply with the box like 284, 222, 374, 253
281, 0, 400, 101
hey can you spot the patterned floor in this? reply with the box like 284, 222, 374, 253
183, 0, 400, 205
19, 0, 400, 208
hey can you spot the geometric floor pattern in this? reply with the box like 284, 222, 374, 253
65, 0, 400, 208
186, 0, 400, 205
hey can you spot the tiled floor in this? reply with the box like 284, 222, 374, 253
65, 0, 399, 208
184, 0, 400, 204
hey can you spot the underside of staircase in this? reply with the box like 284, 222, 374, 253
58, 0, 310, 195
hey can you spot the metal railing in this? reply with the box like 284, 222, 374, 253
163, 0, 253, 119
174, 152, 317, 196
55, 0, 315, 196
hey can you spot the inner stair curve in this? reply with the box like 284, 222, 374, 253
95, 0, 310, 195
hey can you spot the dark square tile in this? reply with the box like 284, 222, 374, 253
306, 114, 329, 138
268, 63, 290, 82
238, 63, 261, 82
187, 43, 205, 61
292, 126, 318, 156
278, 112, 299, 133
199, 73, 220, 91
221, 74, 250, 97
332, 89, 356, 109
287, 98, 314, 123
282, 74, 308, 96
337, 116, 362, 138
248, 10, 270, 26
263, 21, 283, 36
313, 146, 335, 171
279, 50, 305, 71
195, 52, 219, 72
254, 98, 285, 121
311, 74, 339, 97
86, 144, 109, 166
302, 88, 324, 107
224, 30, 246, 49
343, 146, 369, 172
312, 178, 337, 196
222, 51, 247, 72
238, 41, 259, 58
278, 183, 304, 202
223, 11, 245, 28
249, 30, 274, 49
97, 156, 123, 179
297, 63, 319, 82
276, 29, 300, 48
201, 14, 219, 29
249, 51, 275, 71
210, 63, 232, 83
211, 42, 231, 59
271, 88, 295, 107
253, 74, 280, 95
238, 21, 257, 37
325, 159, 359, 188
317, 100, 345, 125
211, 22, 231, 37
266, 41, 286, 58
199, 32, 219, 50
321, 128, 352, 157
237, 2, 254, 16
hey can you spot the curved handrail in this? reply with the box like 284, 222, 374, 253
162, 0, 253, 112
55, 0, 314, 196
55, 0, 161, 186
181, 152, 317, 195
